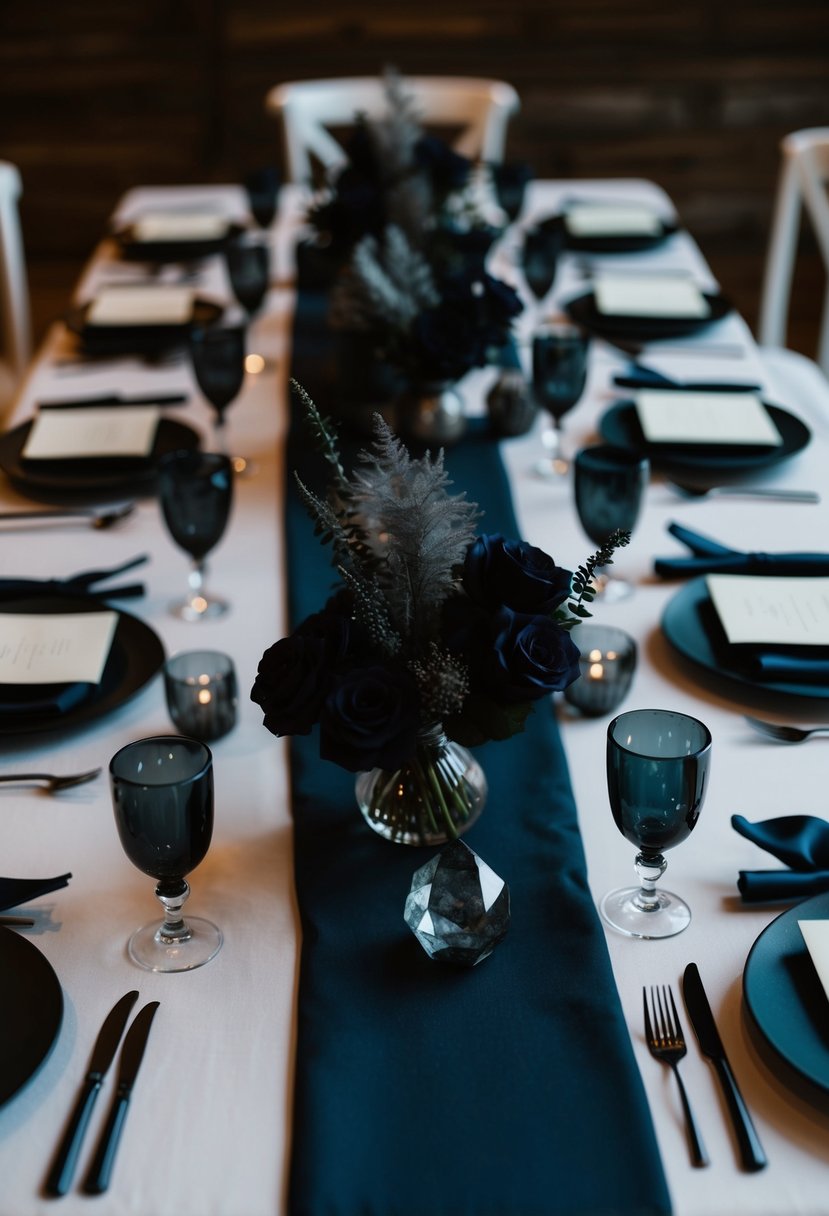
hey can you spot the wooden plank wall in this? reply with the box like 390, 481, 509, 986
2, 0, 827, 344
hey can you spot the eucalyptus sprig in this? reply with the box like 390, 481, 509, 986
558, 529, 631, 627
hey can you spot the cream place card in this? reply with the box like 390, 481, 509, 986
86, 285, 194, 327
594, 273, 710, 318
0, 611, 118, 685
707, 574, 829, 647
565, 203, 662, 238
634, 389, 782, 446
132, 213, 228, 242
22, 406, 161, 460
799, 922, 829, 1005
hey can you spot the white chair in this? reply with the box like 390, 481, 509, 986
758, 128, 829, 376
265, 76, 520, 186
0, 161, 31, 415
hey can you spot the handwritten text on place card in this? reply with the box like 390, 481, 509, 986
0, 612, 118, 685
86, 285, 193, 327
707, 574, 829, 647
594, 274, 710, 318
634, 389, 782, 446
565, 203, 662, 237
22, 407, 161, 460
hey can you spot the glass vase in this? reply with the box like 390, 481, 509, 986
355, 724, 487, 846
398, 381, 467, 446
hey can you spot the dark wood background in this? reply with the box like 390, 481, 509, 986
3, 0, 828, 354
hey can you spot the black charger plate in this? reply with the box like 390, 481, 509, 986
599, 400, 811, 476
65, 296, 223, 355
564, 289, 731, 341
0, 594, 165, 735
661, 577, 829, 701
0, 416, 199, 502
112, 220, 243, 262
540, 211, 679, 253
0, 926, 63, 1106
744, 891, 829, 1108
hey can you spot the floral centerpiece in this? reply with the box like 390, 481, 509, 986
251, 383, 629, 846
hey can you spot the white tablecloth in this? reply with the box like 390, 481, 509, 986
0, 179, 828, 1216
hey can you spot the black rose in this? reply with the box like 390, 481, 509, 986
485, 607, 581, 702
250, 610, 349, 737
319, 664, 421, 773
463, 534, 573, 615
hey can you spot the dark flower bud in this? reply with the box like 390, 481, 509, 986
485, 607, 581, 702
463, 533, 572, 615
320, 664, 421, 772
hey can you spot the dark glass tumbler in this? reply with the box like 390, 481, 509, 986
601, 709, 711, 939
158, 450, 233, 622
110, 735, 222, 971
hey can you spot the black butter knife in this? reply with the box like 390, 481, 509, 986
44, 990, 139, 1196
682, 963, 767, 1171
82, 1000, 160, 1194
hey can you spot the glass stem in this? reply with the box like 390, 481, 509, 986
154, 878, 192, 944
187, 558, 208, 608
632, 851, 667, 912
213, 416, 229, 455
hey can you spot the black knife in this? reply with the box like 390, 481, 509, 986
38, 392, 189, 409
682, 963, 767, 1172
82, 1000, 160, 1194
44, 990, 139, 1197
613, 375, 762, 393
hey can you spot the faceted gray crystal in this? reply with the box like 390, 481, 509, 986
404, 838, 510, 966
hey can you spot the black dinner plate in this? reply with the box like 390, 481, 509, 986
112, 220, 243, 262
0, 416, 199, 502
598, 400, 811, 476
564, 289, 732, 341
0, 924, 63, 1106
744, 891, 829, 1107
540, 210, 679, 253
0, 594, 165, 736
661, 577, 829, 701
65, 296, 223, 355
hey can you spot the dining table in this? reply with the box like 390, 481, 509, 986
1, 170, 829, 1216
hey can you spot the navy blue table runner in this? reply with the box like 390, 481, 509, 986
284, 286, 671, 1216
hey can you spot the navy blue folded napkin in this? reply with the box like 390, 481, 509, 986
0, 554, 148, 602
732, 814, 829, 901
654, 522, 829, 578
0, 873, 72, 912
285, 282, 670, 1216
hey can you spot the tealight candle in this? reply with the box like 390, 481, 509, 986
164, 650, 238, 741
563, 624, 637, 717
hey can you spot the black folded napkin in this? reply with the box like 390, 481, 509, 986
654, 521, 829, 578
0, 554, 148, 602
733, 814, 829, 901
284, 282, 670, 1216
0, 873, 72, 912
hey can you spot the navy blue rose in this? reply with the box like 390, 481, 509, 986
412, 305, 487, 381
415, 134, 472, 195
463, 534, 573, 615
485, 607, 581, 702
320, 665, 421, 772
250, 608, 350, 737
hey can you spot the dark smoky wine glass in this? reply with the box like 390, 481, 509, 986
601, 709, 711, 939
521, 225, 563, 317
573, 444, 649, 599
158, 450, 233, 622
491, 160, 533, 224
189, 324, 246, 457
531, 323, 590, 477
244, 165, 279, 230
110, 735, 222, 971
225, 233, 270, 320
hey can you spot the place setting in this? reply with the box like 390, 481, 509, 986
564, 268, 733, 344
535, 197, 680, 254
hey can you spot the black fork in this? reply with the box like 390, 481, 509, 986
643, 985, 710, 1168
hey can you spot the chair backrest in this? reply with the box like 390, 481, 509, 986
0, 161, 31, 403
758, 128, 829, 374
265, 76, 520, 186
